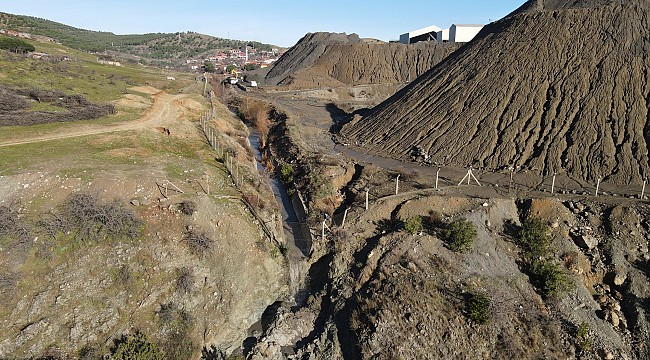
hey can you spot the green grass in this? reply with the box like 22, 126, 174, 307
0, 39, 190, 102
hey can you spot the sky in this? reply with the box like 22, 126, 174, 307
0, 1, 527, 47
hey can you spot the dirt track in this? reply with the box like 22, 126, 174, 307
0, 90, 189, 147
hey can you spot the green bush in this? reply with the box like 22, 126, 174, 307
110, 331, 164, 360
467, 293, 491, 324
403, 216, 423, 235
576, 322, 591, 352
280, 163, 294, 183
442, 218, 477, 252
0, 36, 35, 53
529, 259, 571, 298
518, 217, 551, 259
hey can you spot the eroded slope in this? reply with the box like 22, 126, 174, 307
341, 1, 650, 185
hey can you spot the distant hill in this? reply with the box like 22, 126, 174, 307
0, 12, 279, 67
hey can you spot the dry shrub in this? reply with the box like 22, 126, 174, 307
57, 192, 142, 243
0, 202, 33, 251
242, 193, 267, 211
178, 201, 196, 216
235, 136, 254, 160
0, 270, 19, 297
185, 230, 214, 257
0, 85, 115, 127
175, 267, 194, 294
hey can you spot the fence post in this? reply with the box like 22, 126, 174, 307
551, 172, 556, 194
365, 189, 369, 211
595, 178, 601, 197
341, 208, 348, 228
642, 179, 647, 200
435, 167, 440, 190
395, 174, 400, 195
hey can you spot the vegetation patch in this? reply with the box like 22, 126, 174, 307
518, 217, 551, 259
442, 218, 477, 253
467, 293, 491, 324
529, 259, 571, 298
0, 36, 34, 53
110, 331, 164, 360
156, 302, 196, 359
576, 322, 591, 353
403, 216, 423, 235
0, 85, 115, 126
185, 230, 214, 257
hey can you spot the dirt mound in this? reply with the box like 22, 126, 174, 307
514, 0, 622, 13
264, 32, 461, 89
341, 1, 650, 185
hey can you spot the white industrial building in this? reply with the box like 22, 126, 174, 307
399, 24, 442, 44
449, 24, 484, 43
436, 28, 450, 43
400, 23, 484, 44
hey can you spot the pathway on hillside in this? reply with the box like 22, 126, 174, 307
0, 91, 189, 148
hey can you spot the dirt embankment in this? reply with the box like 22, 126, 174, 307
264, 32, 461, 89
341, 0, 650, 185
246, 189, 650, 359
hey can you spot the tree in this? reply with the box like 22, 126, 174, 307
0, 36, 35, 53
244, 63, 258, 71
203, 60, 216, 73
225, 64, 237, 73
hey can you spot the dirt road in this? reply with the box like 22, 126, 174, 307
254, 91, 648, 201
0, 91, 190, 148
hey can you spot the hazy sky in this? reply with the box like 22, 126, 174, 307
0, 1, 527, 47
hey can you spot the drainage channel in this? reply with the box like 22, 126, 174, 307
247, 129, 312, 305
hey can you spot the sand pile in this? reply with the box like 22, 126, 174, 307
265, 32, 460, 89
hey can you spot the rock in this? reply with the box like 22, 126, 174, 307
485, 220, 491, 228
141, 198, 152, 206
551, 221, 559, 228
130, 199, 140, 206
576, 234, 599, 249
613, 272, 627, 286
609, 312, 620, 327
